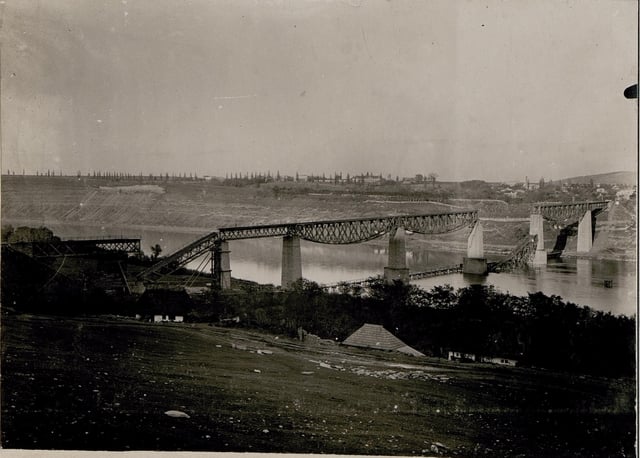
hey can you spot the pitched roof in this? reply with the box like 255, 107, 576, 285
342, 323, 424, 356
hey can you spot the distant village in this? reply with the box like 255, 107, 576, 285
7, 168, 636, 204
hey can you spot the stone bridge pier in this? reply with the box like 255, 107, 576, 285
527, 201, 609, 265
577, 210, 595, 253
462, 222, 487, 274
281, 235, 303, 288
384, 227, 410, 283
529, 213, 548, 265
212, 241, 232, 289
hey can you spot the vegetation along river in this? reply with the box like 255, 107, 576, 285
23, 222, 636, 317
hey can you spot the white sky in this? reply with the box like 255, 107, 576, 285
1, 0, 637, 181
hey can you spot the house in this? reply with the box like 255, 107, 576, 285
342, 323, 425, 357
448, 350, 519, 367
136, 288, 193, 323
448, 351, 477, 362
616, 189, 635, 200
481, 356, 518, 367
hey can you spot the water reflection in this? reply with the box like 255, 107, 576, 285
21, 222, 637, 316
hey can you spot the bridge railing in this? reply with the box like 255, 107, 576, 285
532, 200, 610, 218
140, 211, 478, 281
136, 231, 220, 280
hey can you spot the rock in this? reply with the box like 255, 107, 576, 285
430, 444, 439, 453
253, 369, 261, 373
165, 410, 190, 418
257, 349, 273, 355
318, 362, 332, 369
301, 371, 314, 375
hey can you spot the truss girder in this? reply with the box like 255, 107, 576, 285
292, 218, 391, 244
218, 211, 478, 245
136, 232, 220, 280
140, 211, 478, 281
490, 234, 538, 272
532, 201, 609, 223
218, 225, 290, 241
14, 238, 140, 258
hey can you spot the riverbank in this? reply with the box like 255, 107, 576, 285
1, 176, 635, 261
1, 312, 634, 456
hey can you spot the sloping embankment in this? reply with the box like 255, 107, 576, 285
2, 177, 635, 260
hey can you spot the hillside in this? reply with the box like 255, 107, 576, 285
0, 176, 455, 231
1, 176, 635, 260
1, 313, 634, 456
561, 171, 636, 186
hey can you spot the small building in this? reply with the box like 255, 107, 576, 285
481, 356, 518, 367
448, 351, 477, 362
342, 323, 424, 357
136, 288, 193, 323
616, 189, 635, 200
448, 350, 518, 367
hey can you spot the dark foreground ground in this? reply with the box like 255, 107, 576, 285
1, 313, 635, 457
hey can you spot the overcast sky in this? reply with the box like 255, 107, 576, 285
1, 0, 637, 182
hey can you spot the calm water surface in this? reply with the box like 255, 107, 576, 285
27, 223, 639, 316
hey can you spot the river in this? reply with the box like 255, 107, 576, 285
10, 222, 637, 316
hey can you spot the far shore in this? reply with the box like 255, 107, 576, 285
3, 217, 635, 263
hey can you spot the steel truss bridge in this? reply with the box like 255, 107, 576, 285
6, 238, 141, 258
488, 235, 539, 272
137, 211, 478, 281
137, 200, 610, 283
532, 201, 610, 224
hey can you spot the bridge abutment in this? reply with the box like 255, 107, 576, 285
282, 235, 302, 288
529, 213, 547, 265
577, 210, 594, 253
213, 241, 231, 289
384, 227, 410, 283
463, 222, 487, 274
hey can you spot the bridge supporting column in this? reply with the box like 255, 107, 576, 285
213, 241, 231, 290
577, 210, 594, 253
463, 222, 488, 275
281, 235, 302, 288
384, 227, 410, 283
529, 213, 547, 266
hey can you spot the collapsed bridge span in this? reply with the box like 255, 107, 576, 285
137, 211, 480, 287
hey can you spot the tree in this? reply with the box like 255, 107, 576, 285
1, 225, 15, 242
150, 244, 163, 261
428, 173, 438, 187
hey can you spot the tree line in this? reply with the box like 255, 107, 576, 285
196, 279, 635, 378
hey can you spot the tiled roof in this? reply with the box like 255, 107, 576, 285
343, 323, 413, 352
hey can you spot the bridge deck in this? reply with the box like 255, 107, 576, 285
139, 211, 478, 281
6, 238, 141, 258
533, 200, 609, 222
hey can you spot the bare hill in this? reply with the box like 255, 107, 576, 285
561, 171, 636, 185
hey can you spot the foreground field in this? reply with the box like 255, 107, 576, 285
1, 313, 634, 456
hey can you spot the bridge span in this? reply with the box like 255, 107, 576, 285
136, 200, 610, 289
528, 200, 610, 265
137, 211, 483, 288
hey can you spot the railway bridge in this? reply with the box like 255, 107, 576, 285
136, 200, 610, 289
137, 211, 482, 289
528, 201, 610, 265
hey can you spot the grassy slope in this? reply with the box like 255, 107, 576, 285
561, 171, 636, 186
1, 313, 634, 456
